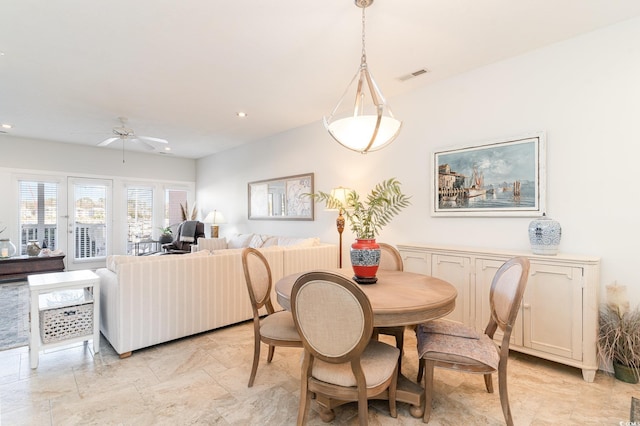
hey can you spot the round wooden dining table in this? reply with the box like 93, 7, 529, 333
275, 267, 457, 418
276, 268, 457, 327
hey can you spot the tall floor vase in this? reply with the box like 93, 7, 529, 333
350, 239, 381, 284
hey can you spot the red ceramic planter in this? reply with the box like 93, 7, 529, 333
350, 239, 381, 284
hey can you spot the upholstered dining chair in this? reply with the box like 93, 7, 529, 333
415, 256, 530, 425
373, 243, 406, 363
291, 271, 400, 426
242, 247, 302, 387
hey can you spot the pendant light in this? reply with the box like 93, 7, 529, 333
324, 0, 402, 154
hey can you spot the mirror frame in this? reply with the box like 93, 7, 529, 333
248, 173, 314, 220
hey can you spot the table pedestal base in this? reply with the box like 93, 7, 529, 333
311, 374, 425, 420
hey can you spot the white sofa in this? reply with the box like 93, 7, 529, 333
96, 235, 338, 356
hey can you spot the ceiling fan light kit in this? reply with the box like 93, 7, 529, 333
324, 0, 402, 154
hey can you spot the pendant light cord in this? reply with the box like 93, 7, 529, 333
360, 6, 367, 66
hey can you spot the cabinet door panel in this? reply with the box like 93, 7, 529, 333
475, 257, 522, 344
400, 250, 431, 275
431, 255, 471, 326
523, 264, 583, 360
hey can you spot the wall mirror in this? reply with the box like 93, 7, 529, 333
248, 173, 314, 220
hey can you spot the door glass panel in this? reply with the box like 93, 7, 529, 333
69, 178, 111, 266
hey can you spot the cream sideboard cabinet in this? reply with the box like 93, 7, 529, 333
398, 244, 600, 382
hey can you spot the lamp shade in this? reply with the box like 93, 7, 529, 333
204, 210, 226, 224
326, 114, 401, 153
328, 187, 351, 211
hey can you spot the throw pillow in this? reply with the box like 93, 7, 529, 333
261, 236, 279, 247
197, 237, 228, 252
227, 233, 254, 249
248, 234, 270, 248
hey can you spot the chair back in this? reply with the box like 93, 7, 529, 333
167, 221, 206, 251
242, 248, 275, 316
378, 243, 404, 272
291, 271, 373, 364
487, 257, 530, 339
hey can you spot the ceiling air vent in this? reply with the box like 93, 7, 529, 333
398, 68, 429, 82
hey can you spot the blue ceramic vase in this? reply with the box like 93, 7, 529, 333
528, 213, 561, 255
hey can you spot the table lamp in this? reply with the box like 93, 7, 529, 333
204, 210, 226, 238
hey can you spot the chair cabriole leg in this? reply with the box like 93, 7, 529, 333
422, 359, 435, 423
267, 344, 275, 362
499, 364, 514, 426
248, 333, 260, 387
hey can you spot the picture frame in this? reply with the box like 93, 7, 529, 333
248, 173, 314, 220
432, 133, 546, 217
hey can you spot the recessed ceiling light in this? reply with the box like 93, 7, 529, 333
237, 112, 247, 118
164, 147, 171, 151
1, 123, 12, 129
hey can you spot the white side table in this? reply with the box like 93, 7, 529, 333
28, 270, 100, 369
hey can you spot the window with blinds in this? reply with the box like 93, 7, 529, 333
127, 187, 154, 243
165, 189, 188, 232
19, 180, 58, 254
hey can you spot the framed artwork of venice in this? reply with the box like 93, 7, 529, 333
432, 133, 546, 217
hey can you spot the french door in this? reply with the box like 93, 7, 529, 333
67, 178, 112, 270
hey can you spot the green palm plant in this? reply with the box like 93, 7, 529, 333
312, 178, 411, 239
158, 226, 173, 235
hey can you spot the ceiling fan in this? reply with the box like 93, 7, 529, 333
97, 117, 168, 151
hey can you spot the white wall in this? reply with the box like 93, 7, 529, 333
197, 17, 640, 306
0, 136, 196, 180
0, 135, 197, 256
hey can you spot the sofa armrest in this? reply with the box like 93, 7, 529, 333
95, 268, 122, 353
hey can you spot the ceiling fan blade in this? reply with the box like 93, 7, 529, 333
138, 135, 168, 144
139, 140, 156, 151
98, 137, 119, 147
129, 138, 155, 151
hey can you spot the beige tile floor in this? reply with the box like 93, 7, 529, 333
0, 321, 638, 425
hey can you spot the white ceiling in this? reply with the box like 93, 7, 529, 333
2, 1, 640, 159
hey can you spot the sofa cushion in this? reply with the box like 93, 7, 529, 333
106, 254, 159, 273
278, 236, 320, 248
182, 249, 211, 258
106, 250, 210, 273
212, 246, 284, 257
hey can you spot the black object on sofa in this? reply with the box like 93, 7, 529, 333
161, 221, 205, 254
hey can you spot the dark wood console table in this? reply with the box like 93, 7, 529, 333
0, 255, 66, 283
